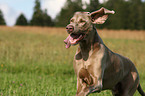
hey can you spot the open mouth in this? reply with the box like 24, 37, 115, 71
64, 33, 85, 48
69, 33, 85, 45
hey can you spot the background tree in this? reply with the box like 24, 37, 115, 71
30, 0, 44, 26
86, 0, 100, 12
15, 13, 28, 26
42, 9, 54, 26
30, 0, 53, 26
0, 10, 6, 25
142, 2, 145, 29
103, 0, 129, 29
127, 0, 143, 30
55, 0, 83, 27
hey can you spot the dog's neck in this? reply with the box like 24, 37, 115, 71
76, 26, 103, 61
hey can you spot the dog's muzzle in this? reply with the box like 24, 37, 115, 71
66, 25, 74, 34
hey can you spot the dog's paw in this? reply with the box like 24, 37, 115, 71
89, 85, 102, 93
91, 88, 101, 93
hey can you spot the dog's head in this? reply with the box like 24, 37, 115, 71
64, 7, 115, 48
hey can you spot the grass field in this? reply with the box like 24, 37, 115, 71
0, 26, 145, 96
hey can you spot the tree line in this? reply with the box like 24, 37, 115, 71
0, 0, 145, 30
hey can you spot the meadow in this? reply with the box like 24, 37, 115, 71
0, 26, 145, 96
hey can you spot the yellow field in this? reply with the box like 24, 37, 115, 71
0, 26, 145, 40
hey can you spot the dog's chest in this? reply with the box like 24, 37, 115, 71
75, 58, 91, 69
74, 53, 102, 76
74, 58, 95, 77
74, 44, 106, 75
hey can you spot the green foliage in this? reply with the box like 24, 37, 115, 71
87, 0, 100, 12
42, 9, 54, 26
15, 13, 28, 26
127, 0, 143, 30
30, 0, 54, 26
103, 0, 129, 29
30, 0, 43, 26
0, 10, 6, 25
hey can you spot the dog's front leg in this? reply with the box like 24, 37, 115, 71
89, 66, 105, 93
76, 75, 104, 95
76, 77, 90, 96
77, 77, 103, 96
88, 48, 106, 93
76, 77, 83, 95
89, 76, 103, 93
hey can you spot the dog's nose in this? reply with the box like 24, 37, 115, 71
66, 25, 74, 33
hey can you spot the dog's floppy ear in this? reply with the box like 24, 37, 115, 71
90, 7, 115, 24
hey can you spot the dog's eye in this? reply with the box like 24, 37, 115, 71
70, 19, 74, 23
79, 19, 86, 23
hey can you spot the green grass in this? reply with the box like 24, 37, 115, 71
0, 27, 144, 96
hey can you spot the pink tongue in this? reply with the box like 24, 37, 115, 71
64, 35, 71, 48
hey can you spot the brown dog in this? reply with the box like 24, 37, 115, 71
64, 7, 145, 96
